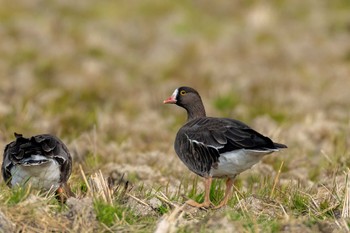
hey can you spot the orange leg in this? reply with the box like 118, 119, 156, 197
213, 178, 234, 209
56, 187, 66, 203
56, 183, 73, 203
186, 177, 214, 208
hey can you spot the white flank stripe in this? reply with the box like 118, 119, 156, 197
187, 135, 224, 150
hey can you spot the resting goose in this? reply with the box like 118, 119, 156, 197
164, 86, 287, 209
2, 133, 72, 201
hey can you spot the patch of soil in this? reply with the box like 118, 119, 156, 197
234, 196, 285, 218
65, 197, 98, 232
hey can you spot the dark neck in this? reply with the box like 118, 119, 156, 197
184, 102, 206, 121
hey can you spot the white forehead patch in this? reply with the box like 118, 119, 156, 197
171, 88, 179, 98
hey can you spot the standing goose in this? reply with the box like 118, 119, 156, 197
164, 86, 287, 209
2, 133, 72, 201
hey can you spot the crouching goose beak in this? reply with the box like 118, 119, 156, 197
164, 86, 287, 209
1, 133, 73, 202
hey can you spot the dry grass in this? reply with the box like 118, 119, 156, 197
0, 0, 350, 232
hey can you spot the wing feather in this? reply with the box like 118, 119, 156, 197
174, 117, 281, 176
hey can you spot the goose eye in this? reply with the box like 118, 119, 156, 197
180, 90, 186, 95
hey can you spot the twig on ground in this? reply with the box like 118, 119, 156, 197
153, 190, 178, 208
126, 193, 150, 207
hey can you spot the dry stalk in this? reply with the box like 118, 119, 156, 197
270, 161, 284, 199
279, 203, 289, 220
316, 203, 340, 217
153, 189, 178, 208
235, 191, 248, 218
321, 150, 333, 164
90, 170, 113, 204
154, 205, 185, 233
232, 184, 244, 198
336, 218, 350, 232
126, 193, 150, 207
341, 169, 350, 218
101, 223, 114, 233
79, 164, 91, 192
298, 190, 319, 214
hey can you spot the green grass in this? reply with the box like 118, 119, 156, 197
94, 200, 133, 226
290, 190, 310, 215
4, 185, 31, 205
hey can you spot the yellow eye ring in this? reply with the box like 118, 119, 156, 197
180, 90, 186, 95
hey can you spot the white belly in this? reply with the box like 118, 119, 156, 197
10, 159, 61, 190
210, 149, 273, 178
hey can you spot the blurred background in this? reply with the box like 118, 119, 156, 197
0, 0, 349, 193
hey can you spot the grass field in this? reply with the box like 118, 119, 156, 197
0, 0, 350, 232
